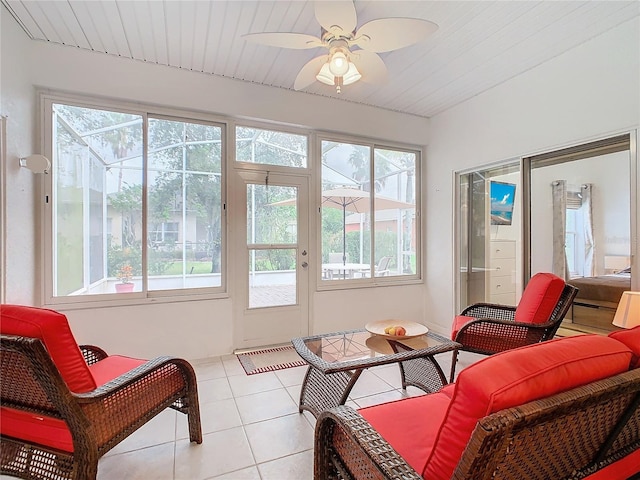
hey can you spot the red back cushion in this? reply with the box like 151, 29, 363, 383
609, 326, 640, 368
450, 315, 474, 340
514, 273, 565, 324
423, 335, 633, 480
359, 392, 452, 474
0, 304, 96, 393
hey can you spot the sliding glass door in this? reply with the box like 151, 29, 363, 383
457, 163, 522, 311
456, 132, 638, 336
527, 134, 634, 333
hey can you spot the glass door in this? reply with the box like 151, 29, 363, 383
234, 171, 309, 348
527, 134, 635, 333
457, 163, 522, 311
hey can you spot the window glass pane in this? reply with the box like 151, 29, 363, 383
373, 148, 417, 277
320, 141, 371, 280
53, 103, 143, 296
248, 248, 297, 308
148, 118, 223, 291
247, 185, 297, 245
236, 126, 307, 167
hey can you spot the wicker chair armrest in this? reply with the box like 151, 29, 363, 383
455, 316, 561, 357
460, 303, 516, 320
79, 345, 109, 365
315, 406, 422, 480
73, 356, 193, 402
459, 316, 552, 332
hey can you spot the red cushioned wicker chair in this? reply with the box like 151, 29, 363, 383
450, 273, 578, 381
0, 305, 202, 480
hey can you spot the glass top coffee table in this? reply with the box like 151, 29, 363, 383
291, 328, 460, 418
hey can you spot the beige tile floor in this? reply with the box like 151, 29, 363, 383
1, 350, 483, 480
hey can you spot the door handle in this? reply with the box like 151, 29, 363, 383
301, 262, 308, 268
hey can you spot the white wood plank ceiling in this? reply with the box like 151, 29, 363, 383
3, 1, 638, 118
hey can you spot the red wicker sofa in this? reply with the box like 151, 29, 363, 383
315, 327, 640, 479
0, 304, 202, 480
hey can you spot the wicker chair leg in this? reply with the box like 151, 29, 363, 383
450, 349, 459, 384
187, 394, 203, 444
186, 374, 203, 444
74, 444, 99, 480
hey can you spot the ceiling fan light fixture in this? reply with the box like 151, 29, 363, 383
316, 60, 361, 92
328, 50, 349, 76
342, 62, 361, 85
248, 1, 438, 93
316, 62, 335, 85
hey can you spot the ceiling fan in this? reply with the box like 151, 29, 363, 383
243, 1, 438, 93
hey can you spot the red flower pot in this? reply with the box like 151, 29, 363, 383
115, 282, 135, 293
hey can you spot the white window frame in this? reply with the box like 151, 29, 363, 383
41, 91, 228, 308
40, 92, 424, 308
315, 133, 422, 290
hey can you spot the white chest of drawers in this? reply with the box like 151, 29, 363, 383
486, 240, 516, 304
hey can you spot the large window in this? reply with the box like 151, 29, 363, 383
320, 140, 419, 282
44, 95, 422, 305
45, 99, 224, 302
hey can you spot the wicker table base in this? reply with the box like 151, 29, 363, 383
292, 329, 460, 418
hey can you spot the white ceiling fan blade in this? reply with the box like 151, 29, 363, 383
314, 1, 357, 36
242, 32, 324, 49
351, 50, 388, 84
354, 18, 438, 53
294, 55, 329, 90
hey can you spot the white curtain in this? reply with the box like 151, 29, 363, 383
551, 180, 569, 280
581, 183, 595, 276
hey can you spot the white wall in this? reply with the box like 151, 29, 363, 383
0, 5, 430, 359
427, 17, 640, 333
1, 6, 40, 305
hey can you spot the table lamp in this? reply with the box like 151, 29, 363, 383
612, 291, 640, 329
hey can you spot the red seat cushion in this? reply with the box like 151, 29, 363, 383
450, 315, 474, 340
0, 407, 73, 452
609, 325, 640, 368
1, 355, 148, 452
89, 355, 147, 386
0, 304, 96, 393
583, 448, 640, 479
514, 272, 565, 324
359, 392, 452, 474
423, 335, 633, 480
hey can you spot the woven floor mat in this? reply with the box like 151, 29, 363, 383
236, 345, 306, 375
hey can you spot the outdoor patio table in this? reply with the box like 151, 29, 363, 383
322, 263, 371, 279
291, 328, 460, 418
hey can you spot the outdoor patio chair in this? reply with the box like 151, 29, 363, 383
449, 272, 578, 381
0, 304, 202, 480
374, 256, 391, 277
362, 256, 392, 278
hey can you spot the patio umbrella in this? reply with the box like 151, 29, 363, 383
271, 187, 413, 265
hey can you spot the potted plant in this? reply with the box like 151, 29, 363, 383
115, 264, 135, 293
